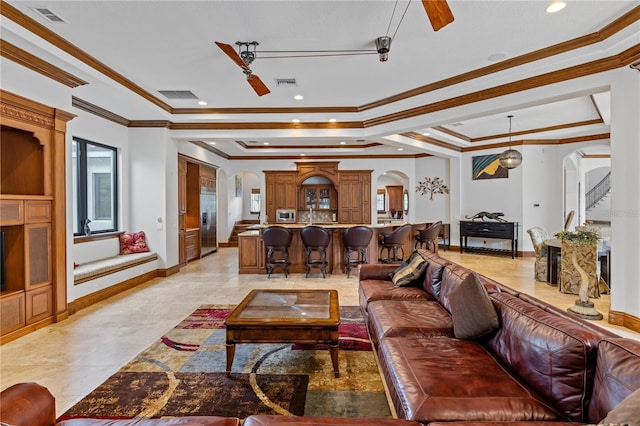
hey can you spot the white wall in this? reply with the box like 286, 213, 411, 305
414, 156, 451, 224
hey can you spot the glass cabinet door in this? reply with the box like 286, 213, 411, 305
319, 188, 331, 209
305, 188, 317, 209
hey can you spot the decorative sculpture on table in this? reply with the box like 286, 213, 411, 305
465, 211, 507, 222
416, 177, 449, 200
555, 227, 602, 320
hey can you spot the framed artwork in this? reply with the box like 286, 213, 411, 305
235, 174, 242, 197
472, 154, 509, 180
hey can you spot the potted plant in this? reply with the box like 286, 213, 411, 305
555, 227, 602, 320
389, 208, 397, 218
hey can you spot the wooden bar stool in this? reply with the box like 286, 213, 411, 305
414, 221, 442, 254
342, 226, 373, 278
262, 226, 293, 278
379, 224, 412, 263
300, 226, 331, 278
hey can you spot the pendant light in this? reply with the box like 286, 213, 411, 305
499, 115, 522, 169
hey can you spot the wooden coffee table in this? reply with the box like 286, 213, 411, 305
225, 289, 340, 377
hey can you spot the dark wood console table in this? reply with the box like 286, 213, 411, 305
459, 221, 519, 258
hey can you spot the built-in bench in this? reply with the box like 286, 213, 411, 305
73, 251, 158, 284
71, 232, 160, 312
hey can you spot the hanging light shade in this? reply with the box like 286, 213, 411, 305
499, 115, 522, 169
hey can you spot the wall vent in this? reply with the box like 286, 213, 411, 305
275, 78, 297, 87
158, 90, 199, 100
451, 122, 464, 127
31, 7, 66, 23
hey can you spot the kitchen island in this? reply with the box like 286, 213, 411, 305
237, 222, 429, 275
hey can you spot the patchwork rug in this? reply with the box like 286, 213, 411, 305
60, 305, 391, 420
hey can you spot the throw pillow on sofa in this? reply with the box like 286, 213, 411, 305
119, 231, 150, 255
600, 387, 640, 425
389, 250, 428, 287
449, 272, 500, 339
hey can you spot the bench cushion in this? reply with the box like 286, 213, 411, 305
74, 252, 157, 283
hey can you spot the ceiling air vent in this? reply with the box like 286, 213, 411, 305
275, 78, 297, 87
31, 7, 66, 23
158, 90, 199, 100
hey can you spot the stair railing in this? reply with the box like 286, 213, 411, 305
586, 171, 611, 211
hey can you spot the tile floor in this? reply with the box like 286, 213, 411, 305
1, 247, 638, 416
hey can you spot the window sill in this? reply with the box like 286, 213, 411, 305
74, 231, 124, 244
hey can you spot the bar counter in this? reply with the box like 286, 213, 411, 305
237, 222, 429, 275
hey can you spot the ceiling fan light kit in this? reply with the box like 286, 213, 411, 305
375, 36, 392, 62
499, 115, 523, 170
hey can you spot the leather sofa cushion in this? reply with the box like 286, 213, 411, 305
439, 263, 472, 313
244, 414, 422, 425
377, 336, 562, 423
587, 337, 640, 423
367, 300, 454, 347
358, 278, 433, 312
421, 254, 450, 301
486, 292, 603, 422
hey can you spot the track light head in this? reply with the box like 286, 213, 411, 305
375, 36, 392, 62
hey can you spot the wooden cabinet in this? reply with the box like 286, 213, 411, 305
0, 90, 73, 343
185, 229, 201, 262
300, 185, 336, 210
265, 171, 298, 224
386, 185, 403, 213
238, 231, 264, 274
338, 171, 372, 224
178, 157, 187, 214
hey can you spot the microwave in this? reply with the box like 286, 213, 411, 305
276, 209, 296, 223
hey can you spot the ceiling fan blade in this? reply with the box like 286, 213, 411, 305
247, 74, 271, 96
421, 0, 454, 31
215, 41, 248, 69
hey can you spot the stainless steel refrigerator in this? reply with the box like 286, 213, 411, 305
200, 186, 217, 257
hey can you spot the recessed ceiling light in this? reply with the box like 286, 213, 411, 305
546, 1, 566, 13
300, 153, 305, 156
422, 132, 431, 136
397, 148, 404, 151
294, 94, 304, 100
487, 52, 507, 62
292, 119, 300, 123
198, 100, 208, 106
340, 141, 346, 145
208, 142, 216, 145
329, 118, 337, 122
263, 142, 269, 145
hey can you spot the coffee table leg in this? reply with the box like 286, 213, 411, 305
329, 344, 339, 378
226, 343, 235, 376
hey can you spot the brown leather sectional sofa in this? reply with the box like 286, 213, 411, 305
3, 250, 639, 426
358, 250, 640, 425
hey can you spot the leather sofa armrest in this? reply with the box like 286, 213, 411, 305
0, 382, 56, 426
358, 264, 398, 281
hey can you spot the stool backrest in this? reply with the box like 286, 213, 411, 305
343, 226, 373, 248
420, 221, 442, 240
383, 224, 412, 245
301, 226, 331, 248
263, 226, 292, 248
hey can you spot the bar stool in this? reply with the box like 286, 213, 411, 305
300, 225, 331, 278
342, 226, 373, 278
379, 224, 412, 263
414, 221, 442, 254
262, 226, 293, 278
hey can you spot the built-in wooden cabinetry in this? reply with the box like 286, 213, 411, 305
265, 171, 297, 224
300, 185, 336, 210
177, 155, 217, 265
0, 90, 73, 343
264, 163, 371, 224
386, 185, 403, 213
338, 171, 371, 224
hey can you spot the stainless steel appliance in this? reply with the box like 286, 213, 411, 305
200, 175, 217, 256
276, 208, 296, 223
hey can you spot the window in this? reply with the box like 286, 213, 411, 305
72, 137, 118, 236
250, 188, 261, 214
376, 189, 386, 212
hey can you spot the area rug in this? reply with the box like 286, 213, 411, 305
60, 305, 391, 420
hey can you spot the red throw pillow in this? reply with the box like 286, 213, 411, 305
119, 231, 150, 255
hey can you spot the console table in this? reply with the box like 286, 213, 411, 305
459, 221, 519, 258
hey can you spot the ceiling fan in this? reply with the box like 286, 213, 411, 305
421, 0, 454, 32
215, 41, 271, 96
215, 1, 454, 96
